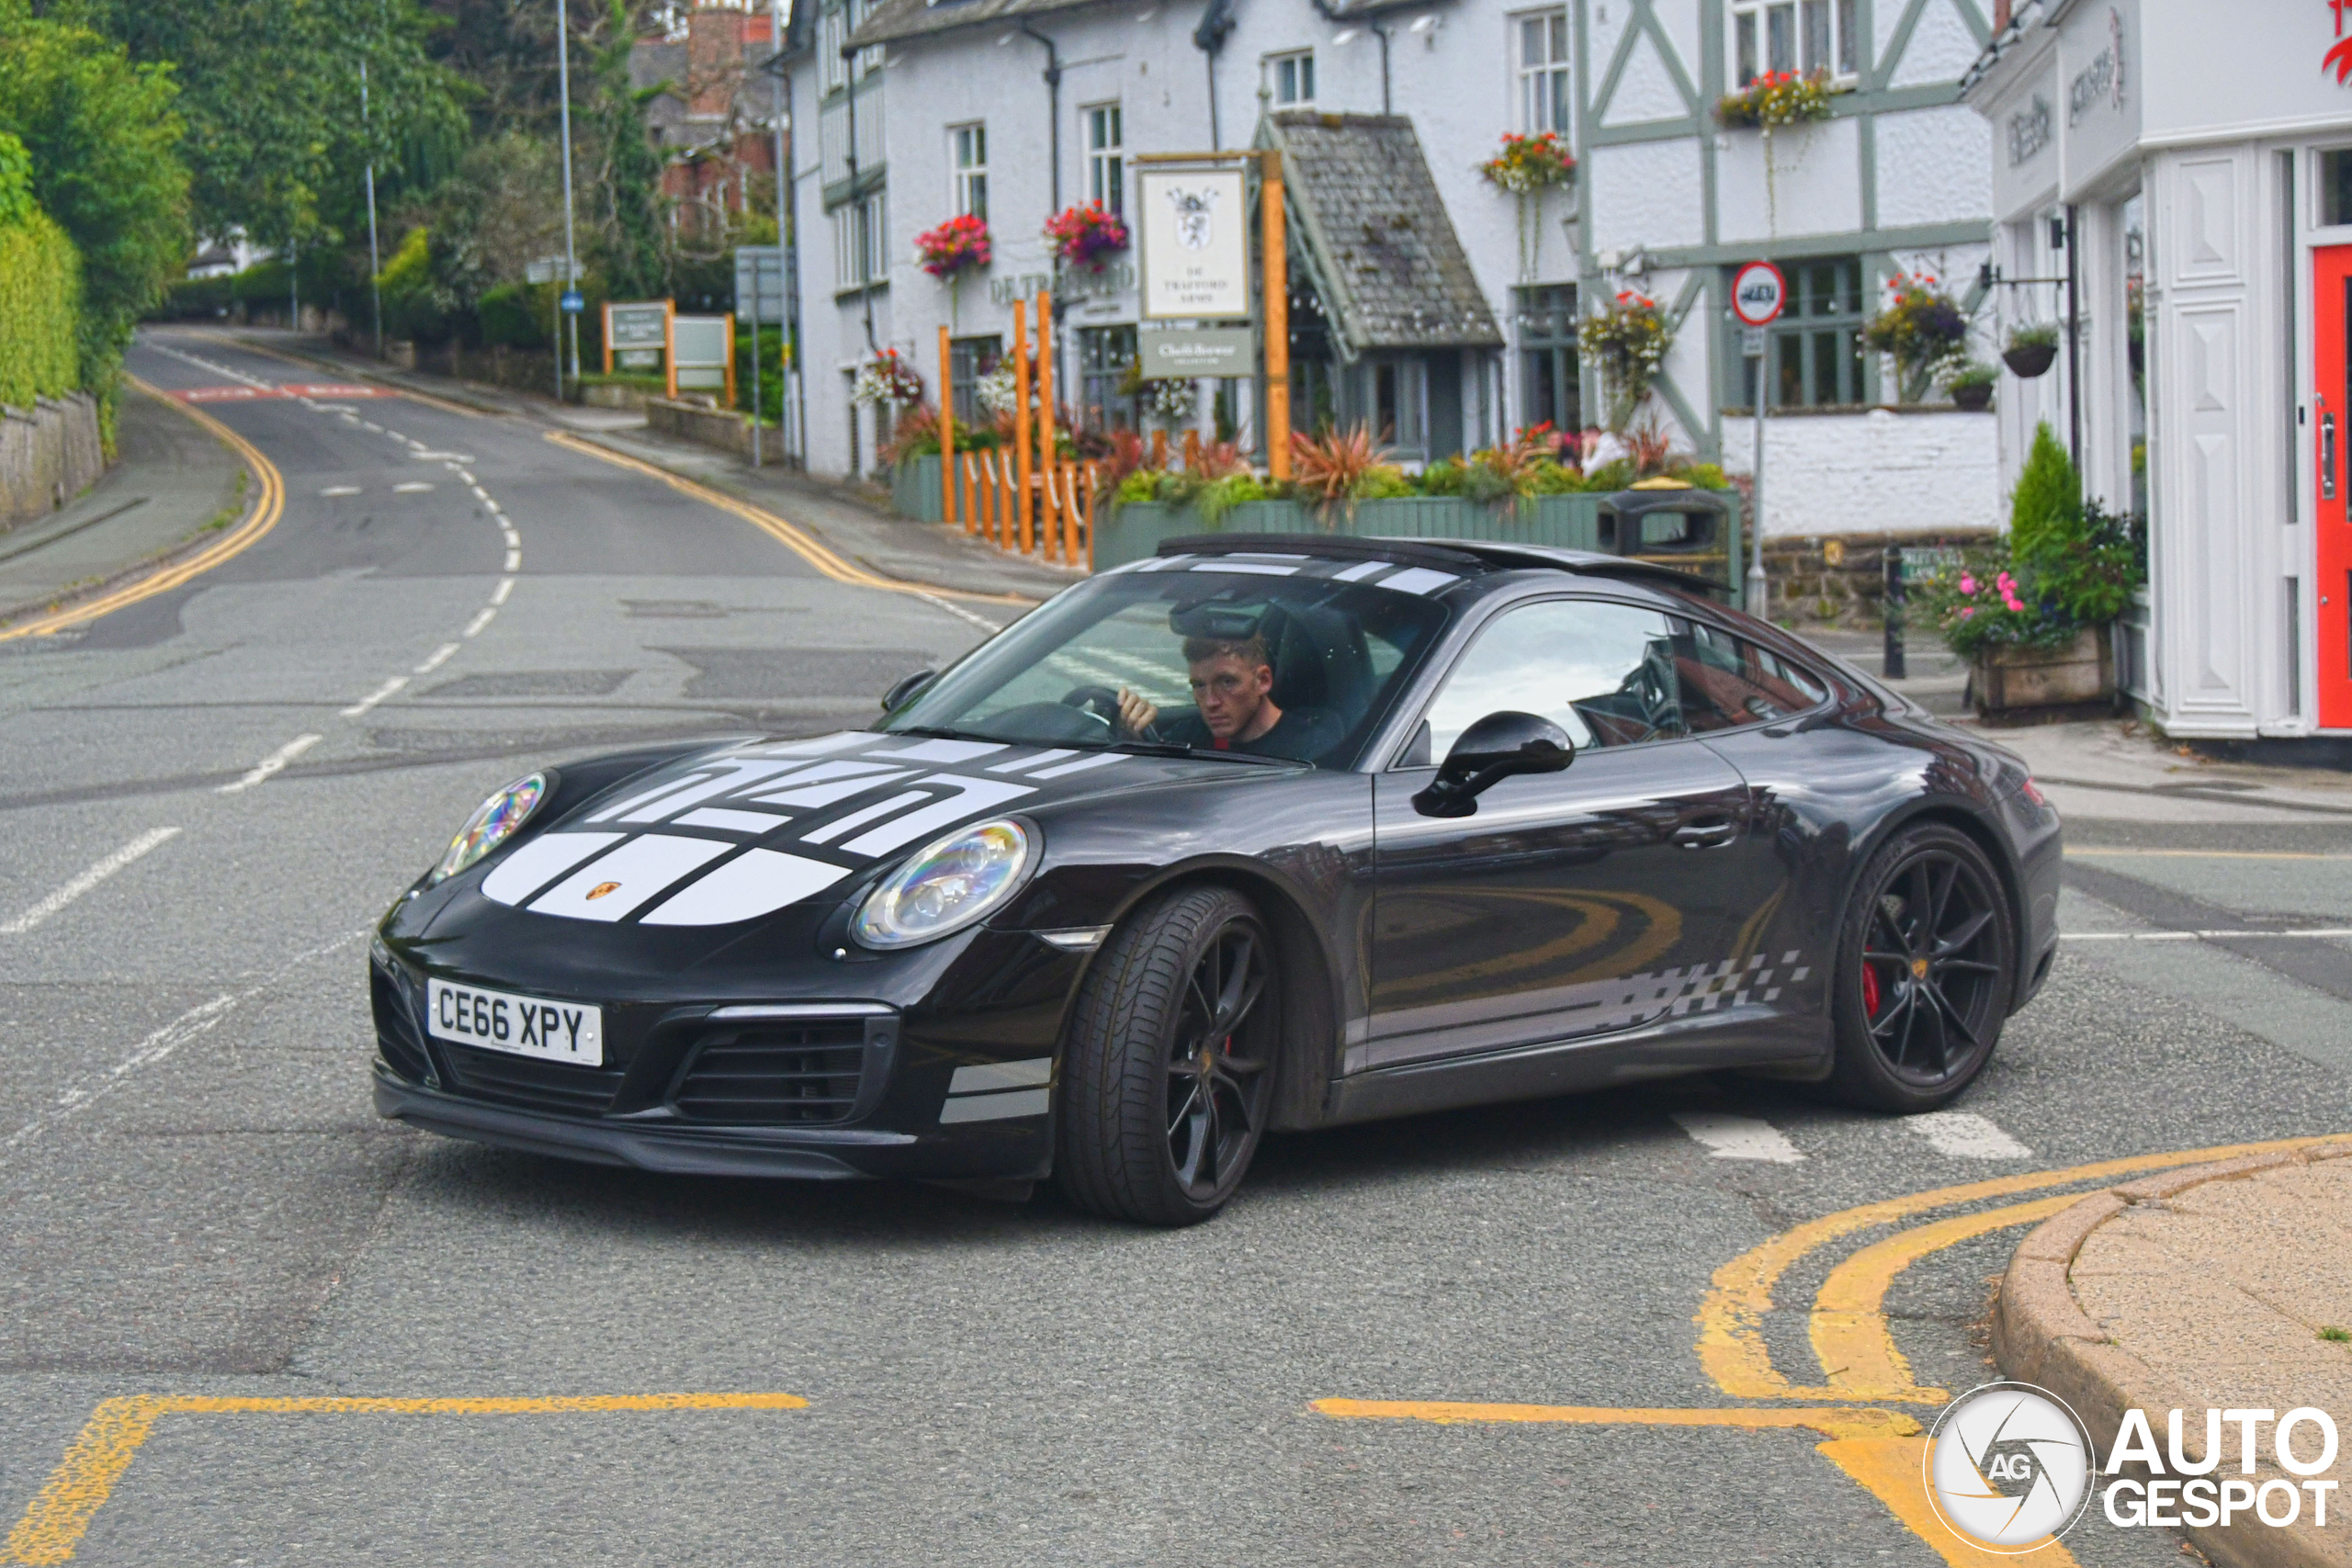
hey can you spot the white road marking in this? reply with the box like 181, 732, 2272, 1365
414, 642, 460, 674
2065, 928, 2352, 941
217, 732, 322, 795
0, 930, 366, 1160
392, 482, 435, 493
503, 548, 521, 571
917, 592, 1000, 633
463, 606, 496, 637
500, 527, 519, 547
0, 828, 182, 936
320, 485, 361, 497
361, 421, 382, 433
492, 576, 514, 605
340, 675, 409, 717
1906, 1111, 2034, 1160
456, 469, 474, 483
1671, 1111, 1805, 1164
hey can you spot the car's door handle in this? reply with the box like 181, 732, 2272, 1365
1672, 818, 1739, 849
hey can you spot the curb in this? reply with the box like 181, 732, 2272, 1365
1993, 1142, 2352, 1568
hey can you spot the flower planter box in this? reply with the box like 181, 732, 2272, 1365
2003, 343, 2058, 378
1951, 381, 1994, 412
1972, 627, 2114, 718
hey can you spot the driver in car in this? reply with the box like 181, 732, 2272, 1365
1114, 634, 1339, 761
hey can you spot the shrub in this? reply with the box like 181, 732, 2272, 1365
2009, 422, 2080, 562
0, 135, 82, 409
476, 282, 548, 350
1418, 457, 1468, 496
1292, 423, 1396, 514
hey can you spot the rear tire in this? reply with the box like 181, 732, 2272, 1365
1820, 822, 2016, 1113
1056, 886, 1278, 1226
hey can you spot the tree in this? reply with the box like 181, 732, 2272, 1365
2009, 422, 2081, 563
0, 0, 189, 388
583, 0, 669, 300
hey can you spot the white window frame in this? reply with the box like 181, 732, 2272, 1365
1514, 8, 1571, 135
1730, 0, 1858, 88
832, 191, 888, 293
1267, 50, 1315, 107
950, 122, 987, 220
820, 6, 847, 93
1083, 101, 1124, 213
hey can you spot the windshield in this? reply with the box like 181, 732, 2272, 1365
884, 558, 1456, 767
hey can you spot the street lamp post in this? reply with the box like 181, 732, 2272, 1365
556, 0, 581, 394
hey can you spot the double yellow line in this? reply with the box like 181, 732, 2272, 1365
544, 429, 1032, 606
0, 377, 285, 642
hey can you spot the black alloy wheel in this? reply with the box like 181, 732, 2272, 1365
1057, 886, 1278, 1225
1822, 823, 2016, 1112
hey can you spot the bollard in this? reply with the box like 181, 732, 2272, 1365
1883, 544, 1907, 682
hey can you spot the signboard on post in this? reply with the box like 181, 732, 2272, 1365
1138, 323, 1255, 380
524, 255, 577, 286
1137, 166, 1251, 321
733, 246, 786, 327
670, 314, 734, 402
1730, 260, 1788, 328
1731, 260, 1785, 617
604, 300, 672, 376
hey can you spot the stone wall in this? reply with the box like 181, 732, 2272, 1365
645, 396, 752, 457
1764, 527, 2004, 628
0, 392, 106, 530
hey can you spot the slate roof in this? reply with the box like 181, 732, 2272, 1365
846, 0, 1106, 51
1263, 111, 1502, 355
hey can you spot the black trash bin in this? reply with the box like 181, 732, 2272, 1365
1596, 480, 1736, 595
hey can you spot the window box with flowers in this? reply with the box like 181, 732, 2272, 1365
1045, 202, 1130, 271
1714, 69, 1834, 130
916, 214, 991, 330
1479, 131, 1577, 282
1577, 291, 1673, 427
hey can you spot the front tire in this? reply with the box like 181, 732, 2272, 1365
1057, 886, 1277, 1226
1821, 822, 2016, 1112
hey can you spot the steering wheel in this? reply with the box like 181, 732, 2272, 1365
1061, 684, 1126, 730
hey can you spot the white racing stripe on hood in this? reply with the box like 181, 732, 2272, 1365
640, 849, 849, 926
865, 737, 1009, 763
750, 763, 914, 808
673, 807, 788, 834
1028, 752, 1126, 780
838, 777, 1036, 857
987, 748, 1076, 774
481, 831, 626, 906
741, 731, 872, 758
801, 790, 932, 846
598, 759, 813, 825
527, 834, 731, 921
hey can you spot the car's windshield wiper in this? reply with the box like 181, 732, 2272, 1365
1104, 739, 1295, 766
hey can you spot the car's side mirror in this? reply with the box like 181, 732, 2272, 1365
880, 669, 937, 713
1410, 710, 1573, 818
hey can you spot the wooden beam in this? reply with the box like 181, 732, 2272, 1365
1261, 150, 1291, 481
937, 323, 956, 526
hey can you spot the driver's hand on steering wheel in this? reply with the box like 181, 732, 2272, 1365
1116, 687, 1158, 738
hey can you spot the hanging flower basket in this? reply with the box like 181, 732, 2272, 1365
1477, 131, 1577, 194
1044, 202, 1130, 271
914, 214, 991, 280
1577, 291, 1673, 423
851, 348, 925, 406
1715, 69, 1834, 130
2003, 324, 2061, 378
1864, 271, 1971, 389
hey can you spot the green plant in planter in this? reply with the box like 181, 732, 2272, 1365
2003, 321, 2062, 378
1419, 457, 1468, 496
1577, 292, 1673, 425
2007, 322, 2060, 351
1944, 359, 1997, 410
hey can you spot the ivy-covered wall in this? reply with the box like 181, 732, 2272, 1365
0, 131, 85, 412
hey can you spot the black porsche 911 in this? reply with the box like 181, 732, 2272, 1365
370, 534, 2061, 1225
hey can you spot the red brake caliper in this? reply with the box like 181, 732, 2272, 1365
1861, 964, 1882, 1016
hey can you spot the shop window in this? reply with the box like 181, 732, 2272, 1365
950, 335, 1001, 429
1733, 0, 1856, 88
1079, 325, 1139, 433
1730, 255, 1864, 409
1517, 285, 1580, 434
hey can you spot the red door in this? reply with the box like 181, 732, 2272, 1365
2316, 245, 2352, 728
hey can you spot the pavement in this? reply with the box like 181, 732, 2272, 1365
0, 378, 251, 631
1, 326, 2349, 1567
1995, 1144, 2352, 1568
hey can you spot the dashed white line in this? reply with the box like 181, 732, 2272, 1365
1906, 1111, 2034, 1160
361, 421, 383, 433
320, 485, 361, 497
503, 548, 521, 571
393, 482, 435, 493
463, 606, 496, 637
0, 828, 182, 936
414, 642, 460, 674
340, 675, 410, 717
217, 732, 322, 795
491, 576, 514, 605
1671, 1111, 1805, 1164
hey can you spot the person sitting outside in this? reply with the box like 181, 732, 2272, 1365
1114, 634, 1341, 761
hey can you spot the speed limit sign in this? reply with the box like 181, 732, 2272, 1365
1731, 260, 1788, 327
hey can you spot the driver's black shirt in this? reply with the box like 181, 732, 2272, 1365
1152, 705, 1344, 763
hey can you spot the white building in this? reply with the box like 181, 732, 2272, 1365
778, 0, 2003, 543
1963, 1, 2352, 747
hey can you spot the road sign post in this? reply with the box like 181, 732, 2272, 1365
1730, 260, 1788, 618
735, 246, 786, 467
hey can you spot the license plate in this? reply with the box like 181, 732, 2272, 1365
425, 979, 604, 1066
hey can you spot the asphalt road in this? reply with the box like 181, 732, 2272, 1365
3, 331, 2350, 1566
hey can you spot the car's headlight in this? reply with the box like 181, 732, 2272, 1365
851, 819, 1033, 950
430, 772, 549, 886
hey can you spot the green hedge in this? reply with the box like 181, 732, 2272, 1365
0, 134, 83, 408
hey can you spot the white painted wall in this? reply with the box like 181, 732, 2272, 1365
1722, 408, 1999, 538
